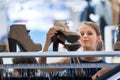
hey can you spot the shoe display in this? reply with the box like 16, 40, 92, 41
8, 24, 42, 52
113, 25, 120, 50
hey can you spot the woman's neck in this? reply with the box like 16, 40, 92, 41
83, 47, 96, 51
82, 47, 100, 62
80, 57, 101, 62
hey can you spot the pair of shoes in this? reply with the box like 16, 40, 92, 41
8, 24, 42, 52
113, 25, 120, 50
51, 20, 81, 51
0, 44, 6, 52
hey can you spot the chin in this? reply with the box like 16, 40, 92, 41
82, 45, 90, 48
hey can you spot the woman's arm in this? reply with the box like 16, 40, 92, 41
39, 27, 70, 72
40, 57, 70, 73
39, 27, 58, 64
92, 68, 112, 80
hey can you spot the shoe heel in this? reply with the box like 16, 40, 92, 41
17, 41, 26, 52
53, 42, 59, 51
51, 35, 58, 43
8, 38, 17, 52
9, 38, 27, 52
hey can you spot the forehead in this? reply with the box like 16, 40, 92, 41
79, 24, 95, 32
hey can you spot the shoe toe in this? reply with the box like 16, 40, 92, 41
113, 41, 120, 50
34, 43, 42, 51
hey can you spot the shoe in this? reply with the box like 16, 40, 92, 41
51, 20, 68, 43
54, 20, 69, 29
0, 44, 6, 52
65, 40, 81, 51
54, 21, 80, 43
113, 41, 120, 50
113, 25, 120, 50
8, 24, 42, 52
57, 30, 80, 43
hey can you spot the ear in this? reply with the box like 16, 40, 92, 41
97, 35, 102, 43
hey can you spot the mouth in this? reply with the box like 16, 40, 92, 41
83, 40, 89, 43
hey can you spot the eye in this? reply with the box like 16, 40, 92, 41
87, 32, 93, 35
80, 33, 84, 36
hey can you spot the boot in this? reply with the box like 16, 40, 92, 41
8, 24, 42, 52
54, 20, 69, 29
53, 21, 80, 43
51, 20, 69, 43
0, 44, 6, 52
113, 25, 120, 50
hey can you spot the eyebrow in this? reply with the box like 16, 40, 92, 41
80, 30, 93, 33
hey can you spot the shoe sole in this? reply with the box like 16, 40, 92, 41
65, 44, 81, 51
66, 35, 80, 43
58, 31, 80, 43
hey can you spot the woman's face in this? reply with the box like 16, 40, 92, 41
79, 24, 100, 50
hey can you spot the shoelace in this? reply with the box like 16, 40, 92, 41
26, 30, 33, 42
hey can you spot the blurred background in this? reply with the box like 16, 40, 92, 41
0, 0, 120, 63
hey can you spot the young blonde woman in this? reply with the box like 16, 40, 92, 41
39, 21, 111, 80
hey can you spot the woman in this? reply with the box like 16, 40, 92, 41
39, 21, 111, 80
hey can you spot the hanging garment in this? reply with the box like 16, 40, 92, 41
78, 58, 106, 77
95, 0, 113, 26
80, 1, 95, 22
100, 16, 107, 41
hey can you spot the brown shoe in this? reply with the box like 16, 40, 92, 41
0, 44, 6, 52
53, 20, 80, 43
51, 20, 68, 43
113, 25, 120, 50
8, 24, 42, 52
54, 20, 69, 29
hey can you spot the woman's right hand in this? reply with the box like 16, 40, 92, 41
43, 27, 58, 52
46, 27, 58, 45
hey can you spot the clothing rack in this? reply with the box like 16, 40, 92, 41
0, 51, 120, 57
0, 51, 119, 80
0, 63, 118, 69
